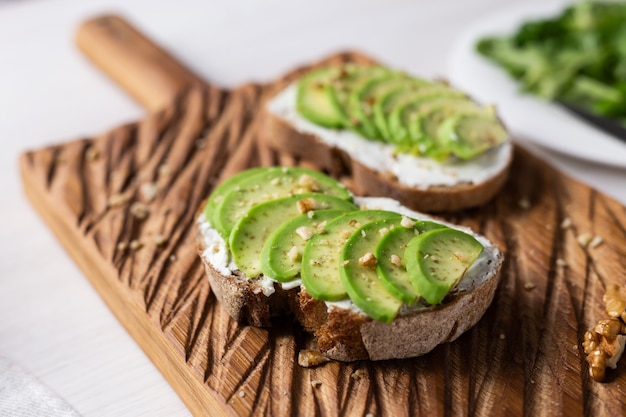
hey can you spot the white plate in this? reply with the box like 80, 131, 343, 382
447, 1, 626, 168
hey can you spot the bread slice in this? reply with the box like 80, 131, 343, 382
262, 83, 513, 213
197, 197, 503, 361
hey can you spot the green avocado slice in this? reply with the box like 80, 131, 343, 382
339, 217, 406, 323
203, 167, 268, 229
348, 74, 427, 140
375, 220, 448, 303
297, 67, 344, 128
301, 210, 399, 301
260, 208, 355, 282
216, 166, 351, 239
229, 194, 356, 278
437, 113, 508, 160
405, 228, 484, 305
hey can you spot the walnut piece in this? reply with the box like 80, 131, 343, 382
297, 174, 321, 192
297, 198, 320, 214
298, 350, 330, 368
359, 252, 377, 268
604, 284, 626, 323
296, 226, 314, 241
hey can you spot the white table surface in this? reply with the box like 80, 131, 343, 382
1, 0, 625, 415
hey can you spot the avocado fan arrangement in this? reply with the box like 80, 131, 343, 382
203, 166, 484, 323
296, 62, 508, 160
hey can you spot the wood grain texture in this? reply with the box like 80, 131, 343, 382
20, 52, 626, 417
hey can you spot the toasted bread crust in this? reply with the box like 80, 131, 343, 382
262, 111, 512, 212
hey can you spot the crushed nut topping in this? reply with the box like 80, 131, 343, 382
589, 235, 604, 249
296, 226, 314, 241
270, 177, 281, 186
577, 233, 593, 248
556, 258, 567, 267
238, 391, 246, 398
153, 234, 166, 247
297, 198, 320, 214
378, 227, 389, 236
341, 260, 350, 266
359, 252, 377, 268
316, 221, 328, 234
351, 369, 366, 380
524, 282, 536, 291
340, 229, 352, 240
116, 242, 128, 251
129, 239, 143, 251
139, 182, 158, 202
348, 219, 360, 228
298, 350, 330, 368
311, 380, 322, 388
130, 202, 150, 220
287, 246, 300, 262
560, 217, 572, 230
169, 254, 177, 262
297, 174, 321, 191
361, 230, 367, 238
158, 164, 170, 177
108, 193, 130, 208
390, 254, 402, 267
583, 283, 626, 381
400, 216, 415, 228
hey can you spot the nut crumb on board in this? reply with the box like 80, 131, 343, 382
351, 369, 366, 380
108, 193, 130, 208
524, 282, 536, 291
560, 217, 572, 230
129, 239, 143, 251
298, 350, 330, 368
139, 182, 158, 202
130, 202, 150, 220
577, 233, 593, 248
310, 380, 322, 388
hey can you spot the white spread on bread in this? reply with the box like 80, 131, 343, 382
267, 84, 512, 189
198, 196, 501, 316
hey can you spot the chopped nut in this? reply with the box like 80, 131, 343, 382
361, 230, 367, 238
130, 202, 150, 220
589, 235, 604, 249
400, 216, 415, 228
311, 380, 322, 388
153, 234, 166, 247
341, 260, 350, 266
297, 174, 320, 191
556, 258, 567, 267
298, 350, 330, 368
365, 413, 375, 417
390, 254, 402, 267
139, 182, 158, 202
85, 146, 100, 161
518, 197, 531, 209
287, 246, 300, 262
117, 242, 128, 251
340, 229, 352, 240
169, 254, 177, 262
296, 226, 314, 241
238, 391, 246, 398
351, 369, 366, 380
129, 239, 143, 250
270, 177, 281, 186
378, 227, 389, 236
307, 210, 315, 219
158, 164, 170, 177
524, 282, 536, 291
359, 252, 377, 268
560, 217, 572, 230
108, 193, 129, 208
605, 284, 626, 322
297, 198, 320, 214
348, 219, 361, 228
316, 221, 328, 234
577, 233, 593, 248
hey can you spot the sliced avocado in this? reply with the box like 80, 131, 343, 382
297, 67, 344, 128
216, 166, 351, 239
410, 99, 493, 160
373, 83, 447, 140
230, 194, 356, 278
387, 90, 467, 146
348, 74, 427, 140
327, 64, 389, 130
405, 228, 484, 305
375, 220, 448, 303
437, 113, 507, 160
260, 208, 355, 282
203, 167, 268, 228
301, 210, 399, 301
339, 217, 406, 322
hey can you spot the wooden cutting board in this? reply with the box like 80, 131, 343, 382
20, 15, 626, 417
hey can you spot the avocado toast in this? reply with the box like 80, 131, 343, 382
198, 167, 503, 361
263, 63, 512, 212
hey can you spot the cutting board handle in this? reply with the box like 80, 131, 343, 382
76, 15, 205, 111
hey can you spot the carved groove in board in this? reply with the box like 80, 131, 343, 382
19, 52, 626, 417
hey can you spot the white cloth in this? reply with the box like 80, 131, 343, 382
0, 357, 81, 417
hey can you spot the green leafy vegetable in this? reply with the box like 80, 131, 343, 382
477, 0, 626, 125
